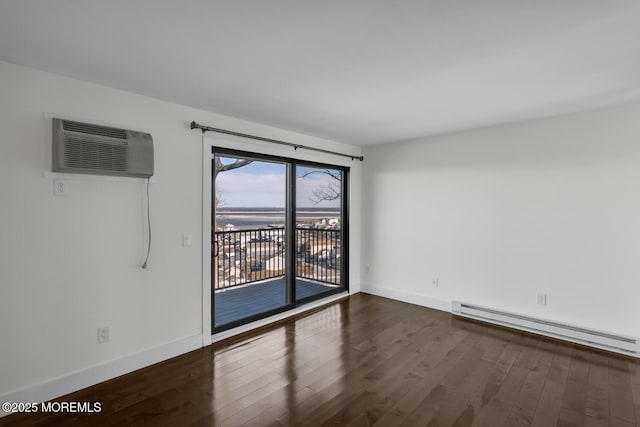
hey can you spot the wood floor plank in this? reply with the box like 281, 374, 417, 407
296, 340, 424, 426
2, 293, 640, 427
399, 383, 452, 427
504, 340, 556, 426
557, 346, 591, 427
609, 356, 637, 426
372, 333, 481, 427
239, 386, 316, 427
317, 340, 432, 426
465, 338, 527, 427
469, 397, 513, 427
583, 351, 610, 427
427, 358, 496, 426
530, 343, 572, 427
632, 380, 640, 426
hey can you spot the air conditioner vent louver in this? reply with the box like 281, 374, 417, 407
62, 120, 127, 139
52, 118, 153, 178
63, 137, 129, 172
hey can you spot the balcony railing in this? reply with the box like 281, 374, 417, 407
214, 227, 341, 290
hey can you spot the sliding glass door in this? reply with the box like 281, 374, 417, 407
295, 165, 345, 302
212, 148, 348, 332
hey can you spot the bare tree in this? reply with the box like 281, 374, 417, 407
214, 157, 253, 178
213, 157, 253, 210
298, 169, 341, 203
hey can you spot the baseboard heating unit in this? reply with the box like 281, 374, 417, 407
451, 301, 640, 357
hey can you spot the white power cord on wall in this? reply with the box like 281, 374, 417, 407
141, 177, 151, 269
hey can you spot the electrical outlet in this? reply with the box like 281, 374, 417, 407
536, 293, 547, 306
432, 278, 439, 287
97, 327, 110, 343
53, 179, 68, 196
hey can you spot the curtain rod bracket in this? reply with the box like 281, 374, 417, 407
191, 120, 363, 161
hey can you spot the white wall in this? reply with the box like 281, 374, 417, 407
362, 103, 640, 337
0, 61, 361, 400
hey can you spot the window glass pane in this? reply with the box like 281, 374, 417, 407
295, 166, 343, 301
213, 156, 287, 328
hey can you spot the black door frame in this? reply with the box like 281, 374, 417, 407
212, 147, 349, 332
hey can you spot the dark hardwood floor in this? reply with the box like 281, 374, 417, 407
2, 293, 639, 426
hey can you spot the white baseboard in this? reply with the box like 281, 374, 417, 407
0, 334, 203, 417
362, 284, 451, 312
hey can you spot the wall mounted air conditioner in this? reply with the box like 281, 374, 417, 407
52, 118, 154, 178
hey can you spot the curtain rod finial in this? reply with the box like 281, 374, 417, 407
190, 121, 206, 134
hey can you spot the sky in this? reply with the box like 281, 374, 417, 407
215, 157, 341, 208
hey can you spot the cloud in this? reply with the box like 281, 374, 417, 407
216, 172, 285, 207
216, 170, 341, 208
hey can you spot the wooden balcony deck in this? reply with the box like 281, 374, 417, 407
214, 277, 338, 327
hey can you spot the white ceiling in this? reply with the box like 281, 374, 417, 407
2, 1, 640, 146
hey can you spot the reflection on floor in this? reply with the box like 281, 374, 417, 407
214, 278, 337, 327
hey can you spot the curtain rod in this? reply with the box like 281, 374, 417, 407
190, 121, 364, 161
